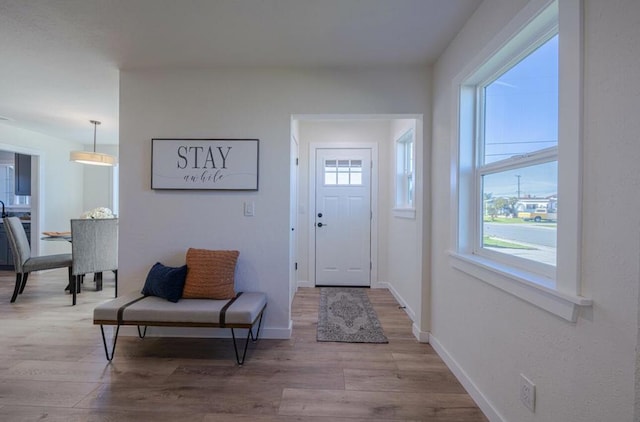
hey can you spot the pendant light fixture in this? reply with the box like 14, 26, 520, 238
70, 120, 117, 166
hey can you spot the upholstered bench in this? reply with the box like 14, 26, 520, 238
93, 291, 267, 364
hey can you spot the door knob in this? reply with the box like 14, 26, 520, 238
317, 213, 323, 218
317, 222, 325, 227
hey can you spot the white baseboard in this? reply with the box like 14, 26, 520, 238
297, 280, 314, 288
429, 334, 505, 422
377, 282, 430, 343
412, 323, 430, 343
260, 325, 292, 339
377, 281, 416, 322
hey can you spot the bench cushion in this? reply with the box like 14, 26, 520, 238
94, 291, 267, 326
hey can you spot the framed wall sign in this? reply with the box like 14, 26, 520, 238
151, 138, 259, 190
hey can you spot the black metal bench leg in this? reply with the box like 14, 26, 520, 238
249, 312, 264, 342
137, 325, 148, 338
100, 324, 120, 361
230, 312, 265, 365
230, 327, 253, 366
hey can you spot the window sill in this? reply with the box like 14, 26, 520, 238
449, 251, 591, 322
392, 208, 416, 219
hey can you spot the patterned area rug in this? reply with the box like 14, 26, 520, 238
317, 287, 388, 343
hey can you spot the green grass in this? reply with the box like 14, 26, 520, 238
483, 216, 526, 224
483, 216, 556, 225
483, 236, 536, 250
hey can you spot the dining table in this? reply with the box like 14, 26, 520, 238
40, 231, 72, 242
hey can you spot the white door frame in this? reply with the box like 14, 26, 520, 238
289, 132, 299, 305
308, 142, 379, 287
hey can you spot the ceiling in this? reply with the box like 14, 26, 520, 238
0, 0, 480, 145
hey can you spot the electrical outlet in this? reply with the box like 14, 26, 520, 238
519, 374, 536, 412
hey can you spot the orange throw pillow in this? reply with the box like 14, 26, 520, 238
182, 248, 239, 299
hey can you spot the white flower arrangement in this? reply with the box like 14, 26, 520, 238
81, 207, 115, 219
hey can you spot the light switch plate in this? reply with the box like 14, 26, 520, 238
244, 201, 255, 217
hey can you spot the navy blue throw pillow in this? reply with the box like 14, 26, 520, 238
141, 262, 188, 303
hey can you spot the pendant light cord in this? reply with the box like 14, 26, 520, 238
90, 119, 101, 153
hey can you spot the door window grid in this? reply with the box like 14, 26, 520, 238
324, 159, 363, 186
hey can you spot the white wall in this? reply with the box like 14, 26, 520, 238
0, 124, 84, 255
119, 67, 429, 337
430, 0, 640, 421
81, 144, 119, 213
386, 119, 424, 328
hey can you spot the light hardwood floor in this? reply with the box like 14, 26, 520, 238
0, 269, 488, 421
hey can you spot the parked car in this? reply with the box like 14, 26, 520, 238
518, 208, 557, 222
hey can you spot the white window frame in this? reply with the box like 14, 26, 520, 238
393, 128, 416, 219
395, 129, 416, 210
449, 0, 591, 322
477, 148, 558, 279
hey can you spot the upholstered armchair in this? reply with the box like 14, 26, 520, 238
70, 218, 118, 305
3, 216, 72, 303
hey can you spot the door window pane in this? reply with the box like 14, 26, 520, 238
324, 160, 337, 185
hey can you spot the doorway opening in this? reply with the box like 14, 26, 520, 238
0, 145, 41, 256
290, 115, 424, 334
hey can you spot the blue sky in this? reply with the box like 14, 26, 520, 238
483, 161, 557, 198
482, 34, 558, 199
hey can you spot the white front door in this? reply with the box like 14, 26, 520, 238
315, 148, 371, 286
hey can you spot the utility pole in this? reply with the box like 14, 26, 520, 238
515, 174, 521, 198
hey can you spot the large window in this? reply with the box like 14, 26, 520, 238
479, 34, 558, 277
451, 0, 590, 321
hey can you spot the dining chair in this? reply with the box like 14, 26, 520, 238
3, 216, 72, 303
70, 218, 118, 305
